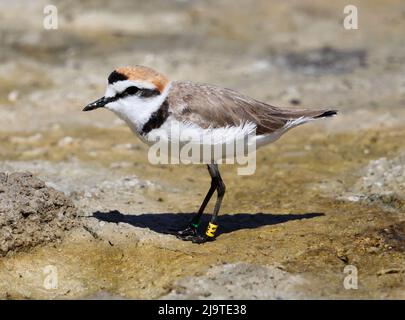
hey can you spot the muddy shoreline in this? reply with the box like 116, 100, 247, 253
1, 0, 405, 299
0, 124, 404, 299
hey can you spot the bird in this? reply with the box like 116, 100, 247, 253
83, 65, 337, 243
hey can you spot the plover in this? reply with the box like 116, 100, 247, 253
83, 65, 337, 243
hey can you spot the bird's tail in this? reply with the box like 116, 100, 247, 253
283, 108, 338, 120
312, 109, 338, 119
254, 108, 338, 146
253, 104, 338, 135
282, 108, 338, 130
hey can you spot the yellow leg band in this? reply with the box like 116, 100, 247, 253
205, 222, 218, 238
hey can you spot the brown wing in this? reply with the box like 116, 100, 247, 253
167, 81, 336, 135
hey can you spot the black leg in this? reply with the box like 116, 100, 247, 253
208, 163, 225, 226
176, 165, 218, 240
192, 163, 226, 243
191, 165, 219, 225
177, 163, 226, 244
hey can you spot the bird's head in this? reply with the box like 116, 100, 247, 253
83, 66, 169, 119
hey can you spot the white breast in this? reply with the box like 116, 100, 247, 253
144, 117, 258, 162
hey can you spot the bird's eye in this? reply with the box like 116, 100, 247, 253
123, 86, 139, 95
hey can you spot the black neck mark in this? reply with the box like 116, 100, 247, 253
142, 99, 170, 135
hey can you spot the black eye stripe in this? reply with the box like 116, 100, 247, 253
119, 86, 160, 98
120, 86, 156, 97
107, 86, 160, 103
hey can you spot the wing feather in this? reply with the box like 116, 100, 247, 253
167, 81, 335, 135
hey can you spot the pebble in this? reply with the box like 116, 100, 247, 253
10, 133, 42, 144
366, 246, 379, 254
110, 162, 132, 169
58, 136, 75, 147
377, 268, 404, 276
347, 195, 361, 202
7, 90, 19, 102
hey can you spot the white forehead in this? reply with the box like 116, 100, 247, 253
105, 79, 157, 97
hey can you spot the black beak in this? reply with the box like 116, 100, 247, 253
83, 96, 110, 112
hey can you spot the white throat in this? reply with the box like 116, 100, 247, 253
106, 82, 171, 135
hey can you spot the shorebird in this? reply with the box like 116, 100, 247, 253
83, 65, 337, 243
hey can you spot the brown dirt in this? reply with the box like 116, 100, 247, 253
1, 0, 405, 299
0, 172, 77, 257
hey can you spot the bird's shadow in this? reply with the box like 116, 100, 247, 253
92, 211, 324, 236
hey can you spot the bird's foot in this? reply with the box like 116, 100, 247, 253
190, 234, 215, 244
175, 225, 198, 241
176, 222, 218, 244
177, 231, 215, 244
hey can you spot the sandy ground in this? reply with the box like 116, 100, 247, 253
0, 0, 404, 299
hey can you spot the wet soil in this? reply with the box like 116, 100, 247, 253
1, 0, 405, 299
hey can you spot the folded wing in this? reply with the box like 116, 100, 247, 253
168, 81, 336, 135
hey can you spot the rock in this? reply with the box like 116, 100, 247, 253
289, 98, 301, 105
9, 133, 42, 144
110, 162, 132, 169
359, 155, 405, 195
57, 136, 75, 147
377, 268, 404, 276
347, 195, 361, 202
7, 90, 19, 102
336, 248, 349, 263
162, 263, 306, 299
343, 154, 405, 211
366, 246, 379, 254
0, 172, 78, 256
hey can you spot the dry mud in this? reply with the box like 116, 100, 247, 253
0, 172, 77, 257
0, 0, 405, 299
